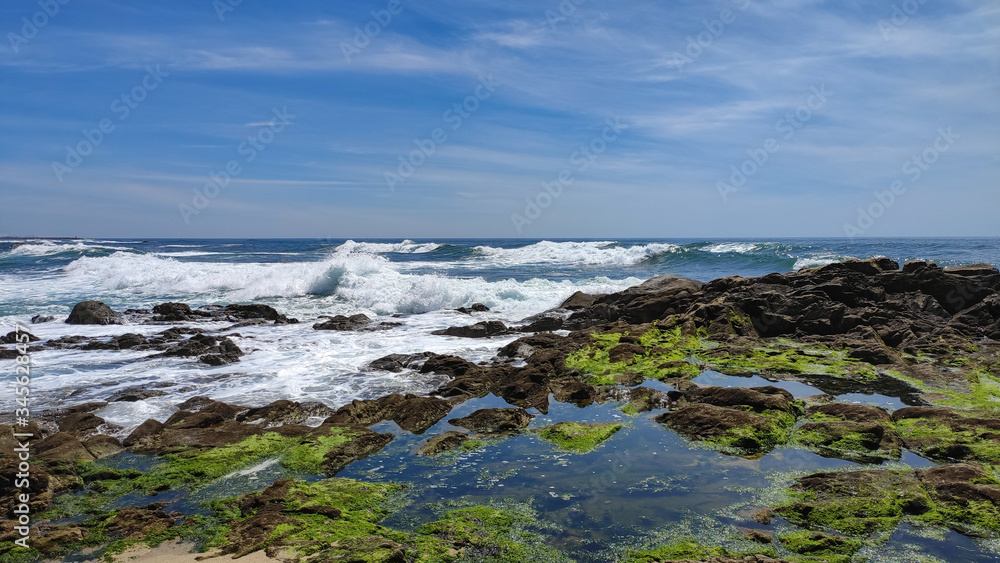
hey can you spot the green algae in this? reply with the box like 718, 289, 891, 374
44, 426, 367, 521
565, 326, 881, 388
621, 536, 776, 563
700, 408, 798, 456
894, 411, 1000, 463
778, 530, 862, 563
533, 421, 623, 453
774, 468, 1000, 539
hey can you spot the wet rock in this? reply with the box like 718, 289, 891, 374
456, 303, 490, 314
775, 463, 1000, 536
107, 383, 171, 402
681, 385, 799, 414
0, 331, 38, 344
313, 313, 371, 331
656, 403, 790, 454
66, 300, 119, 325
310, 424, 394, 474
550, 380, 597, 406
448, 408, 532, 433
420, 354, 484, 378
157, 333, 243, 365
122, 418, 165, 448
103, 503, 176, 540
417, 431, 472, 456
608, 342, 644, 363
367, 351, 434, 372
82, 434, 124, 459
560, 291, 604, 310
432, 320, 511, 338
225, 303, 281, 320
623, 386, 667, 412
390, 396, 453, 434
36, 432, 96, 462
164, 411, 226, 429
57, 411, 105, 436
237, 400, 335, 427
326, 395, 407, 427
151, 302, 212, 322
31, 314, 55, 324
891, 406, 1000, 463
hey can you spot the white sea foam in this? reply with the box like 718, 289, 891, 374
473, 241, 678, 266
334, 239, 442, 254
5, 241, 126, 257
703, 242, 762, 254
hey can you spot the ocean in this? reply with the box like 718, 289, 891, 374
2, 237, 997, 434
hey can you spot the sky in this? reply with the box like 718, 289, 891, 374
1, 0, 998, 238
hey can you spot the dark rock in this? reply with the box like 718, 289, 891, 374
417, 431, 471, 456
390, 396, 453, 434
432, 321, 510, 338
313, 314, 371, 331
0, 331, 39, 344
107, 384, 169, 402
103, 503, 176, 540
31, 315, 55, 324
164, 411, 226, 430
367, 352, 433, 372
82, 435, 124, 459
560, 291, 604, 310
237, 400, 334, 427
449, 408, 532, 433
66, 301, 119, 325
456, 303, 490, 314
224, 303, 281, 320
35, 433, 96, 462
420, 354, 484, 378
152, 302, 195, 321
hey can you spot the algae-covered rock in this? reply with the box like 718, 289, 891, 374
534, 421, 623, 454
892, 406, 1000, 463
775, 463, 1000, 537
655, 386, 799, 455
777, 530, 861, 563
793, 403, 901, 462
417, 431, 477, 456
620, 536, 784, 562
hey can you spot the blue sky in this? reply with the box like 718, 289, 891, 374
1, 0, 998, 238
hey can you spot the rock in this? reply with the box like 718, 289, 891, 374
57, 412, 105, 436
157, 333, 243, 365
417, 431, 471, 456
608, 343, 644, 363
35, 433, 96, 462
313, 313, 371, 330
681, 386, 798, 414
152, 302, 198, 321
66, 301, 119, 325
225, 303, 281, 320
390, 396, 453, 434
164, 411, 226, 430
237, 400, 335, 427
0, 331, 39, 344
420, 354, 484, 378
449, 408, 532, 433
82, 435, 124, 459
891, 406, 1000, 463
310, 425, 394, 474
102, 503, 175, 540
560, 291, 603, 310
656, 403, 791, 454
30, 314, 55, 323
107, 384, 170, 402
367, 352, 433, 372
456, 303, 490, 314
122, 419, 165, 447
432, 321, 510, 338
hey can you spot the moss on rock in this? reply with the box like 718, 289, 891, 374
533, 421, 623, 453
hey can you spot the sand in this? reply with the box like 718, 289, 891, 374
102, 541, 280, 563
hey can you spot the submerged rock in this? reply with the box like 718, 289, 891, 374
448, 408, 532, 433
313, 313, 371, 330
534, 421, 622, 453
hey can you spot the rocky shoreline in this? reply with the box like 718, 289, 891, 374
1, 258, 999, 562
